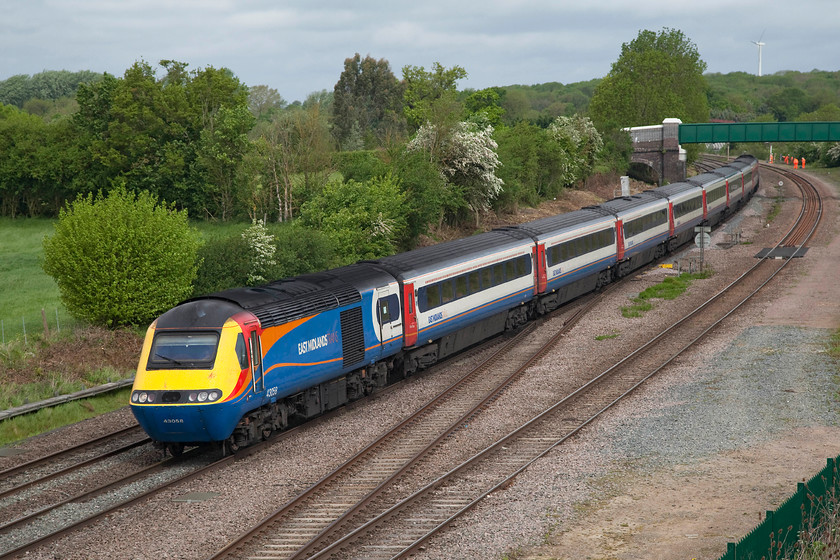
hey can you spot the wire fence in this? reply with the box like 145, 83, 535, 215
1, 308, 79, 345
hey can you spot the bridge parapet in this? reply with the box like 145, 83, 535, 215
624, 118, 685, 185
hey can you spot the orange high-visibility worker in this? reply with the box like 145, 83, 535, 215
784, 156, 790, 164
802, 157, 806, 168
794, 158, 799, 169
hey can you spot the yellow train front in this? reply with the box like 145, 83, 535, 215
130, 299, 261, 451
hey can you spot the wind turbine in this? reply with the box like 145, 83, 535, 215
752, 30, 766, 77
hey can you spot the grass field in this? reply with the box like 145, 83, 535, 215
0, 218, 77, 343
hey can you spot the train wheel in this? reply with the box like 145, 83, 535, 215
166, 443, 184, 457
226, 436, 240, 455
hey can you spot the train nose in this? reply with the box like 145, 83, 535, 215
130, 403, 242, 443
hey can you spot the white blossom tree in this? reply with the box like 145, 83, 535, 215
408, 121, 503, 225
242, 219, 277, 285
548, 115, 604, 188
827, 142, 840, 166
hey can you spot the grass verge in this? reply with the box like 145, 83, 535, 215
0, 388, 131, 446
621, 270, 712, 318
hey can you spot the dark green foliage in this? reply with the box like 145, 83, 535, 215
192, 230, 251, 295
494, 122, 565, 209
332, 54, 404, 149
705, 70, 840, 122
0, 70, 102, 108
192, 223, 335, 295
332, 150, 389, 182
389, 147, 454, 236
300, 174, 408, 265
70, 61, 253, 219
273, 224, 335, 277
42, 187, 201, 327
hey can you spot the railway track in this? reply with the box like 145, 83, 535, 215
207, 290, 609, 560
0, 441, 231, 559
208, 166, 821, 560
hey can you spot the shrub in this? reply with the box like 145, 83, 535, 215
42, 186, 201, 327
192, 222, 336, 295
300, 174, 408, 265
192, 232, 250, 295
332, 150, 389, 182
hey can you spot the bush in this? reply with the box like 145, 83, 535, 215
193, 231, 250, 296
192, 222, 336, 295
300, 174, 408, 265
42, 186, 201, 327
332, 150, 389, 183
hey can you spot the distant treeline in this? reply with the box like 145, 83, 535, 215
4, 68, 840, 125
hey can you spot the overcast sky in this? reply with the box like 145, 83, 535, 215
3, 0, 838, 104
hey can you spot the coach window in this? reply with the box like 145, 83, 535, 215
504, 260, 515, 281
468, 271, 480, 295
455, 275, 468, 299
481, 267, 492, 290
516, 255, 528, 277
493, 263, 504, 286
426, 284, 441, 310
441, 280, 454, 304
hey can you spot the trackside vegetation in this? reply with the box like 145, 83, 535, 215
0, 388, 131, 445
621, 270, 712, 318
42, 187, 201, 327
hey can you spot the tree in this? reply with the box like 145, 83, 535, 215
248, 84, 286, 120
464, 87, 505, 128
402, 62, 467, 131
249, 102, 333, 222
408, 121, 503, 226
71, 61, 254, 219
495, 122, 567, 209
589, 28, 709, 128
332, 53, 404, 149
300, 174, 408, 265
42, 186, 202, 327
197, 104, 255, 220
547, 115, 603, 187
766, 87, 812, 121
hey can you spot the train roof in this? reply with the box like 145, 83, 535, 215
369, 229, 533, 279
598, 191, 667, 216
687, 172, 726, 188
190, 270, 365, 329
499, 207, 615, 239
647, 182, 700, 198
156, 299, 245, 330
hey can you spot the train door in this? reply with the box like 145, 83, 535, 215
402, 282, 418, 347
375, 286, 401, 346
248, 329, 264, 393
532, 244, 547, 294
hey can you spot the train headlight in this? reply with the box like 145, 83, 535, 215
188, 393, 197, 402
131, 393, 139, 403
208, 390, 220, 402
146, 393, 155, 403
139, 393, 148, 403
198, 391, 208, 402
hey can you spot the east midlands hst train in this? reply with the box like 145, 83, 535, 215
130, 156, 759, 454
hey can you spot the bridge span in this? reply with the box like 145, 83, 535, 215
625, 119, 840, 185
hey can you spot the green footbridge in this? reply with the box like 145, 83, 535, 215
680, 121, 840, 143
